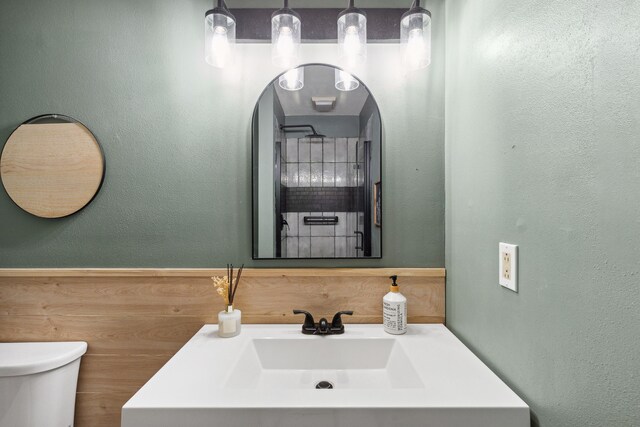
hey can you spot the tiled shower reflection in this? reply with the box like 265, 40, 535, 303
280, 137, 365, 258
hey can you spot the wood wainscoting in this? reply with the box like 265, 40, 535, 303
0, 268, 445, 427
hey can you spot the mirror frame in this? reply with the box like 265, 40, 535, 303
251, 63, 383, 260
1, 113, 106, 219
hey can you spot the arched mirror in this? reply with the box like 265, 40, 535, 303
252, 64, 382, 259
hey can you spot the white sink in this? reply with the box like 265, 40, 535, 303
226, 337, 424, 390
122, 324, 529, 427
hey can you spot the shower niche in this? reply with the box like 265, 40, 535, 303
252, 64, 382, 259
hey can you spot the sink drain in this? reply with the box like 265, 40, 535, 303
315, 380, 334, 389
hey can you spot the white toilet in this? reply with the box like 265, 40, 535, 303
0, 341, 87, 427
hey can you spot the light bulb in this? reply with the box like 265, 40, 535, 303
343, 26, 362, 58
284, 69, 297, 90
210, 26, 230, 68
405, 28, 425, 69
276, 26, 295, 60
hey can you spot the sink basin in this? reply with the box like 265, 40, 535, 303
225, 338, 424, 390
122, 324, 529, 427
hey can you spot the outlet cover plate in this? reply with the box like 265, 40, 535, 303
499, 243, 518, 292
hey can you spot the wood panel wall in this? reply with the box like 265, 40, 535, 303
0, 268, 445, 427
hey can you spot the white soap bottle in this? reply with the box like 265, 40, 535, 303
383, 275, 407, 335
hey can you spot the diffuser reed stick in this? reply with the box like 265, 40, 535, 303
213, 264, 244, 309
231, 264, 243, 304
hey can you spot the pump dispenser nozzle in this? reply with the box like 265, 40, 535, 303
389, 275, 399, 292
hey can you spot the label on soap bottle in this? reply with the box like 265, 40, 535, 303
383, 300, 407, 334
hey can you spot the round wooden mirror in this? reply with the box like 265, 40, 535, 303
0, 114, 105, 218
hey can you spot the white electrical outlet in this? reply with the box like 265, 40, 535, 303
499, 243, 518, 292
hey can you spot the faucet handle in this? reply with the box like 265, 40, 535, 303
331, 310, 354, 330
293, 310, 316, 331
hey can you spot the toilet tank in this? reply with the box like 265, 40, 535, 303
0, 342, 87, 427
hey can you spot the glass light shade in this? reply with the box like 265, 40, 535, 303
335, 69, 360, 92
205, 10, 236, 68
279, 67, 304, 91
400, 10, 431, 71
271, 12, 301, 67
338, 12, 367, 65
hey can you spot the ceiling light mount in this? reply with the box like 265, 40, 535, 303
203, 3, 432, 73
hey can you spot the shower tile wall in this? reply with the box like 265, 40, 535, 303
281, 137, 364, 258
278, 130, 288, 257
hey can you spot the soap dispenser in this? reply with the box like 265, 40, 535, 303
383, 275, 407, 335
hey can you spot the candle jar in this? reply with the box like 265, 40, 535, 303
218, 305, 241, 338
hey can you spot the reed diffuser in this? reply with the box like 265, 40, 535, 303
212, 264, 244, 338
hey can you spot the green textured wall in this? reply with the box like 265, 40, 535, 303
445, 0, 640, 426
0, 0, 444, 267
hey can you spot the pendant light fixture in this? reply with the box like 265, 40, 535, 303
335, 69, 359, 92
278, 67, 304, 91
400, 0, 431, 71
204, 0, 236, 68
337, 0, 367, 66
271, 0, 301, 67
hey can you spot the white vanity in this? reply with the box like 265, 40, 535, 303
122, 324, 529, 427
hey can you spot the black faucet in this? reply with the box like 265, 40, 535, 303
293, 310, 354, 335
